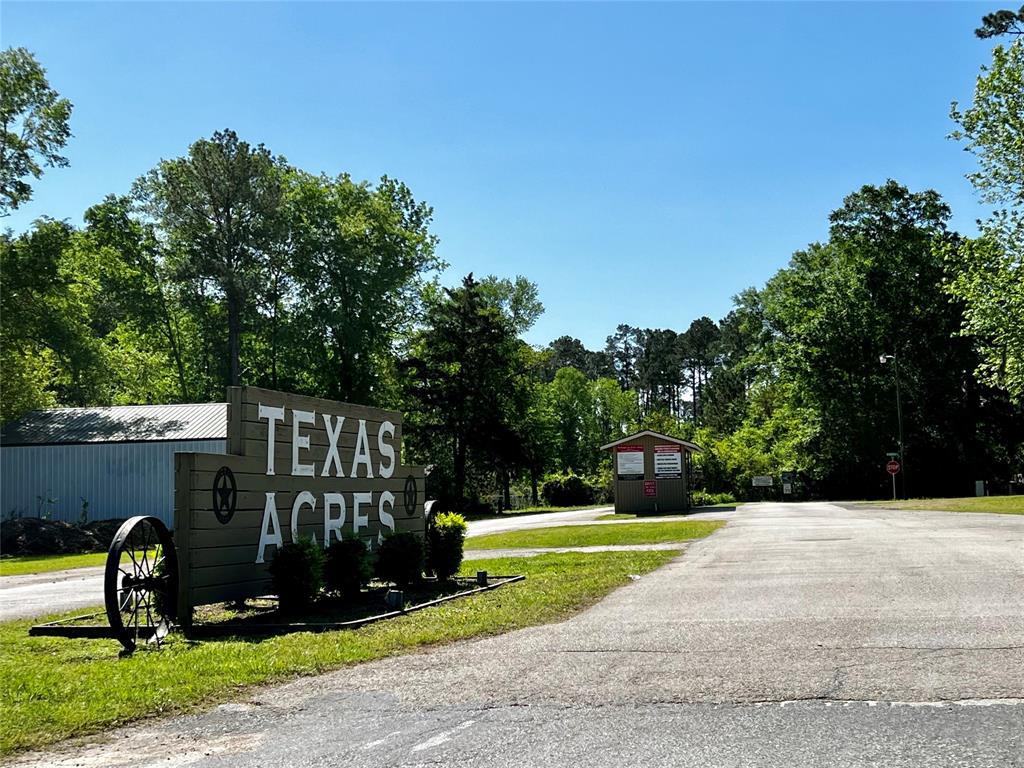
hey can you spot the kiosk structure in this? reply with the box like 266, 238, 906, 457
601, 431, 701, 514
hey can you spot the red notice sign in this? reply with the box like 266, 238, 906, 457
886, 460, 901, 475
644, 480, 657, 497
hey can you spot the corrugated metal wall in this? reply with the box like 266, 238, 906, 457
1, 440, 226, 527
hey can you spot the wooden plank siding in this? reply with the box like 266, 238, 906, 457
174, 386, 426, 624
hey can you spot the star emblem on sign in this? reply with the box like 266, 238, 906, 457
404, 475, 418, 517
212, 466, 237, 525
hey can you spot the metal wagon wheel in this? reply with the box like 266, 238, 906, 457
104, 516, 179, 654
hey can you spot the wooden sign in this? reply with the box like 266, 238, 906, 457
174, 386, 425, 625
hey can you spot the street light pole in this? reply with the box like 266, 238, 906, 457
880, 353, 905, 499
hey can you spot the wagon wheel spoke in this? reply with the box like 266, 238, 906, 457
141, 523, 152, 571
117, 586, 134, 614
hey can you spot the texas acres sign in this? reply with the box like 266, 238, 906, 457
174, 386, 425, 624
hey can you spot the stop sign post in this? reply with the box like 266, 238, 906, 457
886, 459, 901, 500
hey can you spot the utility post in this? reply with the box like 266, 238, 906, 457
879, 354, 906, 499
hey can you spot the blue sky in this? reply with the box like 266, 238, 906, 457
3, 2, 995, 349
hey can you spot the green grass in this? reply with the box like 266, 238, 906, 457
0, 552, 107, 577
0, 549, 679, 755
863, 495, 1024, 515
465, 519, 725, 550
595, 503, 738, 521
464, 503, 608, 521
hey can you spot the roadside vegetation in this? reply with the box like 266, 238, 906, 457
464, 503, 609, 521
465, 520, 724, 550
860, 495, 1024, 515
0, 550, 678, 755
595, 502, 737, 521
0, 552, 107, 577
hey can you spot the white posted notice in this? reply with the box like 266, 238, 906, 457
654, 445, 682, 478
616, 446, 645, 479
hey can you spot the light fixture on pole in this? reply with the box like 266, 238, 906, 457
879, 353, 905, 499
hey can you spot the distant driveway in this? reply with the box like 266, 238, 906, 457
0, 566, 105, 621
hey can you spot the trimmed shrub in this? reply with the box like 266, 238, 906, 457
427, 512, 467, 581
541, 474, 595, 507
692, 491, 737, 507
324, 535, 371, 599
375, 531, 423, 588
269, 537, 324, 615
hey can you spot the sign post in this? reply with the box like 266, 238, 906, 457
886, 459, 901, 500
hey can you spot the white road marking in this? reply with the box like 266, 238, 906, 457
363, 730, 401, 749
410, 720, 475, 753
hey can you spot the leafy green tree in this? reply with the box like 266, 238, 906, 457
975, 5, 1024, 38
592, 376, 636, 448
758, 181, 992, 497
285, 171, 441, 404
402, 274, 523, 506
0, 215, 184, 417
134, 130, 286, 388
0, 220, 103, 414
477, 275, 543, 336
544, 366, 598, 474
82, 195, 192, 400
542, 336, 612, 381
702, 290, 767, 434
948, 31, 1024, 396
636, 328, 683, 419
605, 324, 642, 390
680, 317, 720, 424
0, 48, 72, 215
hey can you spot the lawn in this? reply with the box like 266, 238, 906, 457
464, 503, 609, 520
595, 503, 738, 521
465, 519, 725, 550
866, 495, 1024, 515
0, 549, 679, 756
0, 552, 107, 577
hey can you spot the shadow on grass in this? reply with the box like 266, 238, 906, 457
182, 577, 520, 643
599, 506, 736, 520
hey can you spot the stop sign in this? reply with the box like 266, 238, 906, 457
886, 460, 901, 475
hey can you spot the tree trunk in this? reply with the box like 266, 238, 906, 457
453, 434, 466, 504
530, 468, 539, 505
502, 468, 511, 510
227, 289, 242, 387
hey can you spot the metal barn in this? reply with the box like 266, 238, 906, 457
601, 430, 701, 515
1, 403, 227, 527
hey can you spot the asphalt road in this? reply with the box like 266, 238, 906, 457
9, 501, 1023, 767
0, 507, 618, 621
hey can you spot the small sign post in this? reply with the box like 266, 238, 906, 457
886, 459, 901, 500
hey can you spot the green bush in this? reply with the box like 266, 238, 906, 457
427, 512, 467, 581
269, 537, 324, 615
692, 490, 736, 507
542, 474, 595, 507
585, 468, 614, 504
375, 531, 423, 588
324, 534, 371, 599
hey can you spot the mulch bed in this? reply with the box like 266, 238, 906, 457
0, 518, 128, 556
